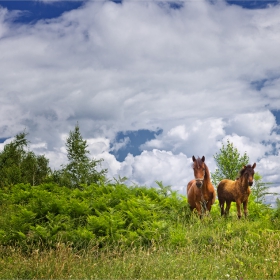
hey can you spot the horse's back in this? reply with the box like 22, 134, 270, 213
217, 179, 234, 190
217, 179, 236, 201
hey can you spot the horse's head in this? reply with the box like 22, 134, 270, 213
241, 163, 256, 186
192, 155, 206, 188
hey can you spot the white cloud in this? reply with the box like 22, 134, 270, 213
1, 1, 280, 141
87, 137, 122, 175
0, 137, 13, 152
218, 134, 271, 163
142, 118, 226, 157
117, 149, 193, 195
167, 125, 189, 141
0, 1, 280, 200
258, 155, 280, 182
226, 110, 277, 141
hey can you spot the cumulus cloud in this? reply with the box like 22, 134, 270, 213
258, 154, 280, 182
0, 1, 280, 199
118, 150, 193, 194
225, 110, 277, 141
142, 118, 226, 159
218, 134, 271, 163
1, 1, 280, 140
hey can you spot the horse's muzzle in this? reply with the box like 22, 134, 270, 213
196, 180, 203, 188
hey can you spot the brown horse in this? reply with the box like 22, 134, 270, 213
187, 156, 216, 217
217, 163, 256, 219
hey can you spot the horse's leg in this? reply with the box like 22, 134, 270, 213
195, 202, 202, 218
243, 200, 248, 218
219, 200, 225, 216
236, 201, 242, 219
225, 201, 231, 217
206, 200, 212, 212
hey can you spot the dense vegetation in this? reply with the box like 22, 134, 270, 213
0, 181, 190, 249
0, 126, 280, 279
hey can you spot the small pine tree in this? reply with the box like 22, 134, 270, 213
56, 123, 107, 188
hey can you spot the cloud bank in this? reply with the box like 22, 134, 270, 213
0, 0, 280, 202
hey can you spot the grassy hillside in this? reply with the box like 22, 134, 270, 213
0, 182, 280, 279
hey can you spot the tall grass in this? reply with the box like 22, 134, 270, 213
1, 217, 280, 279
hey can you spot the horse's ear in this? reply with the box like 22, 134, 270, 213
252, 163, 256, 169
202, 156, 205, 162
192, 156, 196, 162
243, 165, 247, 169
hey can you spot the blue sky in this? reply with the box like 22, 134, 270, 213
1, 0, 280, 204
0, 1, 84, 23
111, 128, 163, 161
1, 1, 279, 23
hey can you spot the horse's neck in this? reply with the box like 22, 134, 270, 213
201, 183, 209, 197
201, 174, 211, 193
203, 166, 211, 187
237, 176, 249, 190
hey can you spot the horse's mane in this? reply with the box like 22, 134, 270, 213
193, 157, 211, 184
239, 164, 253, 177
235, 164, 254, 181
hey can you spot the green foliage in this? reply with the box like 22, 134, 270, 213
0, 182, 190, 249
211, 139, 249, 186
0, 181, 280, 279
53, 124, 107, 188
247, 194, 273, 222
0, 132, 51, 188
1, 180, 276, 253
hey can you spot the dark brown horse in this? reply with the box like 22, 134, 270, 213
187, 156, 216, 217
217, 163, 256, 219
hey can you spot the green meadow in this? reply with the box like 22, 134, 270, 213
0, 182, 280, 279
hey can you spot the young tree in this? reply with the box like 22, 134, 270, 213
0, 132, 51, 187
57, 124, 107, 188
211, 139, 249, 187
21, 152, 51, 186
